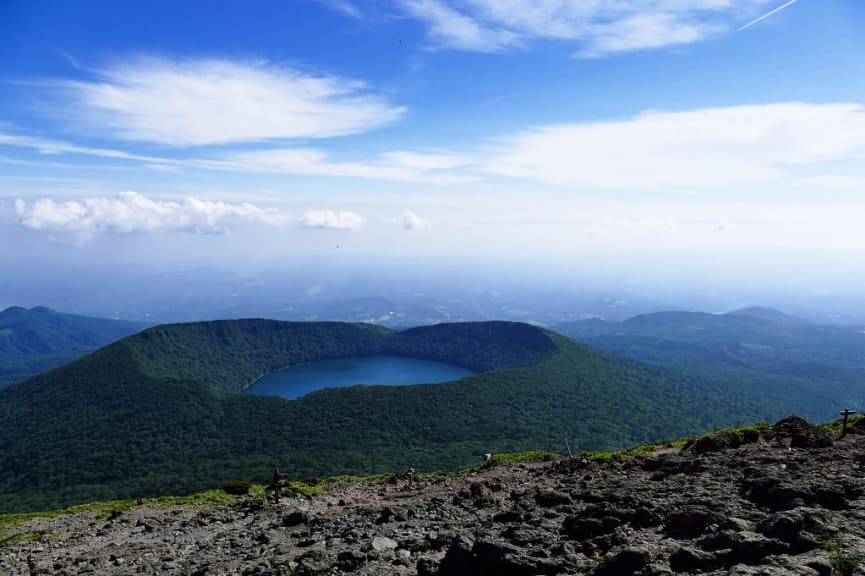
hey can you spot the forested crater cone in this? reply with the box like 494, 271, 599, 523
4, 417, 865, 576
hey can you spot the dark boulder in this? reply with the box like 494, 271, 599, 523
772, 416, 833, 448
436, 537, 475, 576
664, 509, 716, 539
669, 547, 718, 572
282, 511, 309, 527
534, 489, 572, 508
593, 547, 649, 576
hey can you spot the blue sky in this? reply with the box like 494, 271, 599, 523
2, 0, 865, 292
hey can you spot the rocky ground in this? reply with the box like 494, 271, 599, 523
3, 417, 865, 575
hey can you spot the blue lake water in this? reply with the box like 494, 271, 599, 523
246, 355, 476, 400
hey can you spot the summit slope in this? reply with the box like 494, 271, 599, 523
2, 417, 862, 576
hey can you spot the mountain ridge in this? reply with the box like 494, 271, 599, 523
555, 307, 865, 418
0, 306, 146, 388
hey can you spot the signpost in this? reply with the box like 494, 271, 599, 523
840, 408, 857, 438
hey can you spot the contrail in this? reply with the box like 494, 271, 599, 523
737, 0, 799, 31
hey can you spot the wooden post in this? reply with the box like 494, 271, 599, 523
270, 468, 281, 503
840, 408, 857, 438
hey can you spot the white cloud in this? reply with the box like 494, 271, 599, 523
0, 130, 476, 184
299, 209, 364, 231
581, 11, 715, 58
399, 210, 428, 230
59, 57, 404, 146
400, 0, 519, 52
0, 132, 171, 164
14, 191, 290, 238
212, 148, 476, 185
400, 0, 770, 56
379, 151, 472, 171
482, 103, 865, 191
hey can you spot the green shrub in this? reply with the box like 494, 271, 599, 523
683, 424, 768, 455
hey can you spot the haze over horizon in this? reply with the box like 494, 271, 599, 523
2, 1, 864, 321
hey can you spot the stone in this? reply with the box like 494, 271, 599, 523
669, 547, 717, 573
594, 547, 650, 576
534, 489, 572, 508
664, 509, 715, 538
371, 536, 398, 553
282, 511, 309, 527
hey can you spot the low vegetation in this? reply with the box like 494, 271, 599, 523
822, 532, 860, 576
481, 450, 560, 467
681, 423, 770, 454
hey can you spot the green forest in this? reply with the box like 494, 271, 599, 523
0, 306, 144, 388
0, 319, 804, 512
556, 308, 865, 416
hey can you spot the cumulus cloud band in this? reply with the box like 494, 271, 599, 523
299, 209, 363, 231
15, 191, 290, 237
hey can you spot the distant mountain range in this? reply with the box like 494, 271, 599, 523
0, 306, 146, 387
555, 307, 865, 415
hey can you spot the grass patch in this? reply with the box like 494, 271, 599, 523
0, 500, 135, 532
285, 481, 328, 498
146, 489, 232, 507
323, 473, 392, 484
0, 530, 47, 548
0, 488, 235, 533
822, 532, 859, 576
820, 414, 865, 437
578, 439, 686, 463
482, 450, 560, 468
681, 423, 770, 455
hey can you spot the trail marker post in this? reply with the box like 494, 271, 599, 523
840, 408, 857, 438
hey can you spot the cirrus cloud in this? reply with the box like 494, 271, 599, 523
483, 102, 865, 191
57, 57, 405, 146
400, 0, 774, 56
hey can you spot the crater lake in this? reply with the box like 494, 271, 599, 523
246, 355, 476, 400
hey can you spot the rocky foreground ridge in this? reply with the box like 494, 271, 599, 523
4, 417, 865, 576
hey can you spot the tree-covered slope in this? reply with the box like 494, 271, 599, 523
0, 320, 773, 513
0, 306, 146, 388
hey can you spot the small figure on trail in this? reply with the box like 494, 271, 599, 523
397, 468, 415, 490
270, 468, 282, 503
